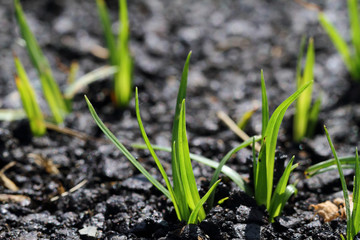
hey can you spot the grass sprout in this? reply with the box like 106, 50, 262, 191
86, 52, 220, 224
15, 0, 68, 123
324, 126, 360, 240
293, 37, 320, 142
13, 55, 46, 136
254, 70, 312, 222
96, 0, 133, 107
319, 0, 360, 81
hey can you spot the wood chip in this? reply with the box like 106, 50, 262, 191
0, 194, 30, 205
310, 195, 353, 222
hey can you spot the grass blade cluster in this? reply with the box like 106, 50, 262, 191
293, 37, 319, 142
319, 0, 360, 80
96, 0, 133, 107
254, 71, 312, 221
324, 126, 359, 240
13, 56, 46, 136
86, 52, 220, 224
14, 0, 68, 123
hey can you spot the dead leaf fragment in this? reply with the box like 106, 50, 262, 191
310, 195, 353, 222
0, 162, 19, 191
28, 153, 60, 175
0, 194, 30, 206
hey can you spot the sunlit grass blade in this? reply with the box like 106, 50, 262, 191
318, 13, 354, 77
296, 36, 307, 87
85, 96, 170, 198
294, 38, 315, 142
324, 126, 352, 239
14, 0, 68, 123
114, 0, 132, 107
348, 0, 360, 58
306, 95, 321, 138
131, 143, 253, 194
207, 136, 262, 208
95, 0, 117, 65
64, 66, 118, 99
268, 156, 298, 222
0, 109, 26, 121
237, 107, 258, 130
14, 57, 46, 136
305, 156, 356, 177
255, 80, 313, 208
351, 149, 360, 238
260, 69, 269, 140
134, 88, 181, 221
187, 179, 221, 224
176, 100, 205, 222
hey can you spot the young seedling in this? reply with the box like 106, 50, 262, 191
14, 0, 68, 124
323, 126, 360, 240
13, 55, 46, 136
96, 0, 133, 107
293, 37, 321, 142
319, 0, 360, 81
86, 52, 220, 224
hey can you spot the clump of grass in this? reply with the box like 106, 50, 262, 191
293, 37, 321, 142
319, 0, 360, 81
323, 126, 360, 240
96, 0, 133, 107
14, 0, 68, 124
86, 52, 221, 224
13, 55, 46, 136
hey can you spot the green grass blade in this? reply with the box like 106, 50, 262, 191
95, 0, 117, 65
305, 156, 356, 177
348, 0, 360, 58
131, 143, 253, 194
14, 57, 46, 136
268, 156, 297, 221
258, 81, 313, 208
85, 96, 170, 198
14, 0, 68, 123
352, 149, 360, 237
207, 136, 262, 208
294, 38, 314, 142
237, 107, 257, 130
324, 126, 352, 239
318, 13, 353, 75
296, 36, 307, 88
134, 88, 182, 221
114, 0, 132, 107
176, 100, 205, 221
306, 95, 321, 138
171, 52, 192, 213
188, 179, 221, 224
64, 66, 118, 99
260, 70, 269, 140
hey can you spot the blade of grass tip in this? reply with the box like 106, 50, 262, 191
15, 0, 68, 122
348, 0, 360, 58
351, 149, 360, 237
318, 13, 353, 74
14, 56, 46, 136
207, 136, 262, 209
268, 156, 298, 221
95, 0, 117, 65
177, 99, 205, 222
85, 96, 171, 199
134, 88, 182, 221
305, 156, 356, 177
306, 95, 321, 138
171, 51, 192, 215
324, 126, 352, 239
263, 81, 313, 208
131, 143, 254, 194
294, 38, 314, 142
260, 69, 269, 141
237, 106, 258, 130
188, 179, 221, 224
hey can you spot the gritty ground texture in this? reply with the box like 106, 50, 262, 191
1, 0, 360, 239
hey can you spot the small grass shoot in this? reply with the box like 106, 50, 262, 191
13, 55, 46, 136
319, 0, 360, 81
324, 126, 360, 240
96, 0, 133, 107
86, 52, 220, 224
293, 37, 321, 142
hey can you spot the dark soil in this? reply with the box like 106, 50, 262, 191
1, 0, 360, 239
